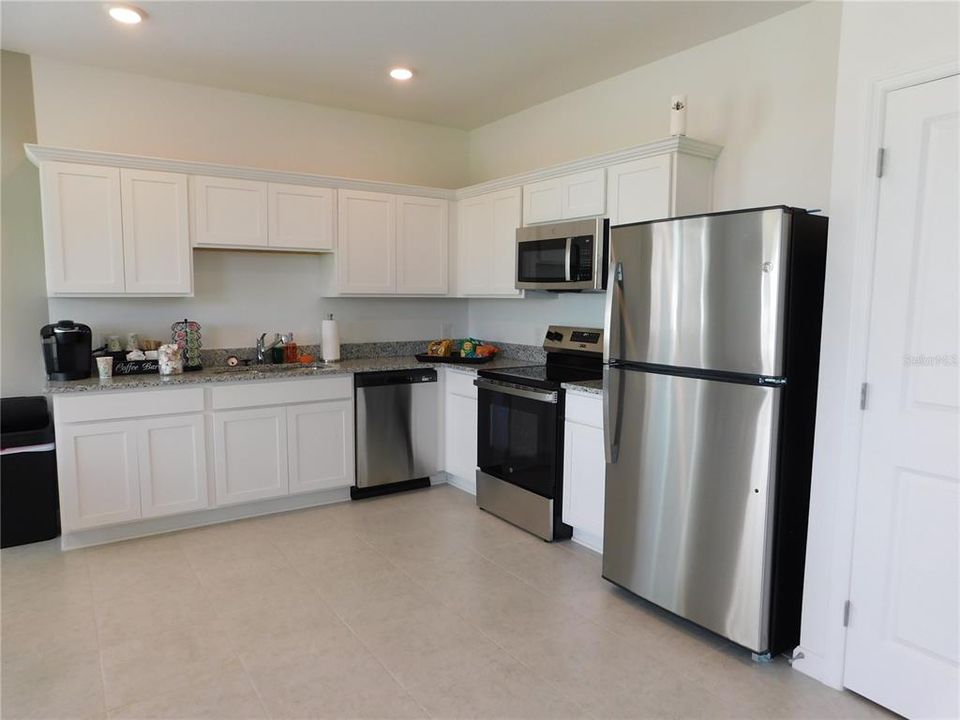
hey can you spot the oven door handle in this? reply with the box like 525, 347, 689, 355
474, 378, 558, 404
564, 237, 572, 282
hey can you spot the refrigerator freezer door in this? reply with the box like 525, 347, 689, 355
607, 208, 789, 377
602, 366, 781, 652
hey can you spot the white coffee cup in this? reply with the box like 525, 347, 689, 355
96, 356, 114, 380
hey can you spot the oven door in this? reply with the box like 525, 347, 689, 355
475, 379, 561, 499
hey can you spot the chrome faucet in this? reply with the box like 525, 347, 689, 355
256, 332, 283, 364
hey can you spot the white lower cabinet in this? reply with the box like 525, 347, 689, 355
212, 406, 289, 506
57, 420, 142, 531
287, 400, 355, 494
137, 414, 208, 518
444, 370, 478, 486
562, 393, 606, 550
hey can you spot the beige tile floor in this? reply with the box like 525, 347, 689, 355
1, 484, 892, 720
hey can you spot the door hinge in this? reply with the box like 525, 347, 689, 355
859, 382, 869, 410
843, 600, 852, 627
876, 147, 886, 178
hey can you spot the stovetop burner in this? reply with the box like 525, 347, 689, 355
478, 325, 604, 391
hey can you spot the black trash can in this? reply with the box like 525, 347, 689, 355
1, 396, 60, 548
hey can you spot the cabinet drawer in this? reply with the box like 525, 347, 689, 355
445, 368, 478, 399
565, 392, 603, 427
208, 376, 352, 410
55, 388, 204, 423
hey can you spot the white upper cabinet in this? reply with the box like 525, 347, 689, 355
523, 169, 605, 224
41, 162, 125, 294
397, 195, 448, 295
192, 176, 269, 248
606, 152, 714, 226
337, 189, 397, 294
457, 187, 523, 297
268, 183, 335, 251
120, 169, 192, 295
336, 190, 448, 295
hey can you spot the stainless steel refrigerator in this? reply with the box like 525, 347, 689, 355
602, 206, 828, 656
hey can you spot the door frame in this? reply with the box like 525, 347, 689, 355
796, 60, 959, 690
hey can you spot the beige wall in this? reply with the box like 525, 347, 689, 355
1, 51, 47, 397
29, 58, 471, 349
468, 2, 843, 344
30, 57, 469, 189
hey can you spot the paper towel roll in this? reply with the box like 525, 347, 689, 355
321, 319, 340, 362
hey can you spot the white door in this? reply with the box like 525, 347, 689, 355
844, 74, 959, 720
522, 177, 563, 225
489, 187, 523, 296
267, 183, 335, 251
40, 161, 124, 294
57, 421, 141, 531
287, 400, 354, 494
396, 195, 448, 294
561, 169, 605, 219
191, 176, 268, 247
213, 407, 288, 505
562, 399, 606, 549
337, 189, 396, 294
444, 392, 478, 484
606, 155, 672, 226
137, 414, 209, 518
120, 169, 192, 294
457, 195, 493, 295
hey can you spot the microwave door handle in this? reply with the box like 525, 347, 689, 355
564, 237, 572, 282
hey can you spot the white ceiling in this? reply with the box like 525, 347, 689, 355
1, 1, 803, 130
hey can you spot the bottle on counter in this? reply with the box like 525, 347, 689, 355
284, 333, 298, 364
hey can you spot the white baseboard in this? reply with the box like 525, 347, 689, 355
572, 528, 603, 554
444, 472, 476, 495
60, 486, 351, 550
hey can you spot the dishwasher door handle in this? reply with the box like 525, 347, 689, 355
473, 378, 558, 404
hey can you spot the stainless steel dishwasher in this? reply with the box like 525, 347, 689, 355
351, 368, 440, 499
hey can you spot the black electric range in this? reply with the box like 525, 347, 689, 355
473, 325, 604, 541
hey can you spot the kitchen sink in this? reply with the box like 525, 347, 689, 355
207, 363, 337, 375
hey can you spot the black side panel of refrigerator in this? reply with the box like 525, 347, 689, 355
767, 210, 829, 654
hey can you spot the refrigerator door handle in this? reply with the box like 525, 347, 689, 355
603, 260, 623, 364
603, 365, 622, 463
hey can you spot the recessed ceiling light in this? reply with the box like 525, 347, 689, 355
389, 67, 414, 81
108, 5, 145, 24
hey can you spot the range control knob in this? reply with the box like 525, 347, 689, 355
546, 331, 564, 342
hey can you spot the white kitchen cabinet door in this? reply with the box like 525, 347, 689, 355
137, 414, 209, 518
490, 188, 524, 295
561, 169, 606, 219
40, 161, 125, 294
213, 407, 288, 506
444, 391, 478, 485
337, 189, 397, 294
57, 420, 141, 531
562, 400, 606, 549
522, 177, 563, 225
457, 188, 522, 297
192, 176, 269, 247
396, 195, 448, 294
523, 170, 605, 224
606, 155, 672, 226
120, 169, 192, 294
287, 400, 355, 494
268, 183, 335, 251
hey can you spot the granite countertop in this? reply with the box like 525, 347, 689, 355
43, 355, 540, 394
562, 379, 603, 396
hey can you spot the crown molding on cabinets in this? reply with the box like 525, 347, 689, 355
24, 144, 455, 200
454, 136, 722, 200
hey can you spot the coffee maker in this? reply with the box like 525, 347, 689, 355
41, 321, 92, 381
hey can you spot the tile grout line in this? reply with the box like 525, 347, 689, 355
280, 531, 435, 720
83, 550, 112, 719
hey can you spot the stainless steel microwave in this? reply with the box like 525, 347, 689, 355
515, 217, 608, 292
